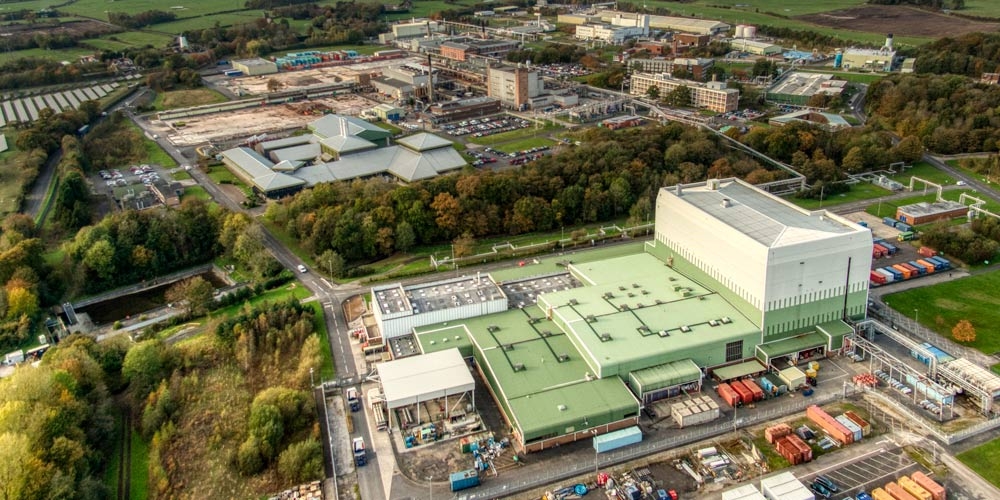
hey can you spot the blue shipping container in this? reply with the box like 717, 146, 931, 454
593, 426, 642, 453
835, 415, 863, 443
897, 223, 913, 232
883, 267, 903, 281
450, 469, 480, 492
908, 261, 927, 275
858, 221, 869, 227
882, 217, 896, 226
881, 242, 898, 254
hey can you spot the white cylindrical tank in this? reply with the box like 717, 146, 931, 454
744, 25, 757, 39
734, 25, 746, 38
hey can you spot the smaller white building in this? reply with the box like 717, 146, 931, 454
760, 472, 814, 500
376, 348, 476, 423
575, 23, 648, 44
372, 275, 508, 339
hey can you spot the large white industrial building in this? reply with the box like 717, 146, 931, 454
372, 275, 508, 339
650, 179, 872, 344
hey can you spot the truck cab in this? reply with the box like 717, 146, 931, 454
346, 387, 360, 412
352, 437, 367, 466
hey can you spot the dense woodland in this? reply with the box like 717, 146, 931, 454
0, 335, 126, 499
913, 33, 1000, 77
921, 218, 1000, 264
264, 124, 784, 266
866, 73, 1000, 153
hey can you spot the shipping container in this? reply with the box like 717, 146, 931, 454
870, 271, 887, 284
918, 246, 937, 258
593, 426, 642, 453
905, 262, 926, 276
779, 367, 807, 389
883, 217, 897, 227
873, 244, 888, 258
834, 414, 863, 443
717, 383, 740, 407
876, 268, 896, 283
898, 476, 932, 500
926, 256, 949, 270
449, 469, 480, 492
872, 488, 894, 500
910, 472, 945, 500
897, 223, 913, 233
785, 433, 812, 462
765, 423, 792, 444
742, 379, 766, 401
806, 405, 853, 445
759, 374, 787, 396
885, 481, 919, 500
898, 230, 915, 241
883, 267, 903, 281
730, 380, 754, 405
915, 259, 936, 274
775, 436, 802, 465
843, 411, 871, 436
891, 264, 913, 280
882, 242, 899, 254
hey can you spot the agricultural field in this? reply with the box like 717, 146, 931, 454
59, 0, 245, 21
883, 271, 1000, 355
798, 5, 1000, 38
959, 0, 1000, 20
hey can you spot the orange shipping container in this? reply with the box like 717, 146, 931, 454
899, 476, 932, 500
886, 482, 919, 500
729, 380, 754, 405
844, 411, 871, 436
918, 246, 937, 258
872, 488, 895, 500
910, 471, 945, 500
742, 379, 766, 401
892, 264, 913, 279
916, 259, 936, 274
765, 424, 792, 444
716, 383, 739, 407
786, 433, 812, 462
806, 405, 853, 444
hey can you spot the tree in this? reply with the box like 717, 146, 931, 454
316, 249, 345, 278
266, 78, 282, 93
0, 432, 31, 500
952, 319, 976, 343
277, 439, 323, 483
395, 221, 415, 253
666, 84, 692, 108
164, 276, 214, 317
646, 85, 660, 100
122, 340, 169, 403
248, 403, 284, 461
452, 232, 476, 258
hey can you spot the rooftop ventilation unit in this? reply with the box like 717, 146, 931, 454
641, 290, 650, 295
658, 330, 670, 337
635, 303, 644, 309
603, 292, 614, 299
668, 277, 677, 282
619, 286, 627, 291
699, 296, 707, 301
628, 292, 635, 298
637, 325, 650, 333
632, 283, 640, 288
487, 325, 500, 332
586, 315, 597, 323
569, 299, 579, 306
557, 354, 569, 362
709, 319, 719, 327
528, 317, 540, 324
680, 325, 692, 333
557, 404, 567, 411
502, 343, 514, 351
672, 285, 682, 292
513, 363, 525, 372
600, 333, 612, 341
655, 299, 664, 305
721, 316, 732, 324
619, 304, 630, 311
541, 330, 552, 337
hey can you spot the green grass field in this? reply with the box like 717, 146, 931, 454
795, 70, 886, 84
884, 271, 1000, 354
154, 88, 228, 111
0, 46, 95, 64
60, 0, 244, 20
127, 123, 178, 168
491, 137, 556, 154
467, 125, 559, 147
887, 161, 958, 186
181, 185, 211, 201
788, 182, 892, 210
306, 302, 336, 381
865, 189, 1000, 219
130, 430, 149, 500
963, 0, 1000, 19
959, 437, 1000, 487
152, 11, 264, 32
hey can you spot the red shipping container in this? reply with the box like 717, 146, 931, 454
775, 437, 801, 465
910, 472, 945, 500
765, 424, 791, 444
716, 383, 739, 407
742, 379, 766, 401
785, 433, 812, 462
806, 405, 853, 445
886, 481, 919, 500
870, 271, 887, 284
874, 244, 889, 257
844, 411, 871, 436
729, 380, 753, 405
918, 246, 937, 258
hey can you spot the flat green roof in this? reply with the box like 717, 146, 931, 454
488, 242, 645, 283
756, 331, 828, 360
628, 358, 702, 393
507, 377, 638, 441
540, 253, 760, 378
414, 323, 474, 358
817, 320, 853, 338
712, 359, 767, 381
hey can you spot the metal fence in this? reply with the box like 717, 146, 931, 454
870, 306, 998, 368
460, 392, 840, 500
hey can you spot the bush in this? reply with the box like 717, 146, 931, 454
277, 438, 323, 483
237, 436, 265, 475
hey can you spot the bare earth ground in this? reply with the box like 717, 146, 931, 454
798, 5, 999, 37
217, 56, 426, 96
154, 94, 379, 146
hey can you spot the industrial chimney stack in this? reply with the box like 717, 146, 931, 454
884, 33, 894, 51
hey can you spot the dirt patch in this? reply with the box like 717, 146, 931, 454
798, 5, 999, 38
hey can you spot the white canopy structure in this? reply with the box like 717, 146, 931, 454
376, 348, 476, 415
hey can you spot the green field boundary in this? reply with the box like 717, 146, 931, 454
130, 430, 150, 500
34, 171, 59, 228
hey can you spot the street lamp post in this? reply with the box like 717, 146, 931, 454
427, 476, 433, 500
914, 309, 919, 325
310, 367, 315, 387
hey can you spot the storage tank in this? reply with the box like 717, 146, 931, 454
735, 25, 746, 38
834, 49, 844, 68
744, 25, 757, 38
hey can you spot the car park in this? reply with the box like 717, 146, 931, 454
810, 482, 832, 499
815, 475, 839, 492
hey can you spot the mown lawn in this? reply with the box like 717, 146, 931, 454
492, 137, 556, 154
885, 161, 957, 186
130, 430, 149, 500
883, 271, 1000, 355
959, 437, 1000, 488
788, 182, 892, 210
181, 185, 211, 201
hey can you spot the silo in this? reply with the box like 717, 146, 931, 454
734, 25, 746, 39
744, 25, 756, 39
834, 49, 843, 68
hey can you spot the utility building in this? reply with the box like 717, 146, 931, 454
486, 65, 542, 110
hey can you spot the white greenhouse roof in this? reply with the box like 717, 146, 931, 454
377, 348, 475, 409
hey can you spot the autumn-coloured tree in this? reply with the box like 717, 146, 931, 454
952, 320, 976, 343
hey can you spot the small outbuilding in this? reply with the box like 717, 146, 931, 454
896, 201, 969, 226
376, 348, 476, 424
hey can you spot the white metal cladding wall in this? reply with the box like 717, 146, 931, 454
380, 298, 507, 338
655, 192, 769, 310
764, 231, 872, 312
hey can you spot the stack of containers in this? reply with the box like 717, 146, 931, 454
885, 481, 919, 500
910, 472, 945, 500
765, 423, 792, 444
834, 414, 863, 442
873, 244, 888, 258
843, 411, 871, 436
785, 433, 812, 462
729, 380, 754, 405
742, 379, 765, 401
716, 383, 740, 407
899, 476, 933, 500
774, 436, 804, 465
806, 405, 853, 445
882, 241, 899, 255
759, 374, 787, 396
